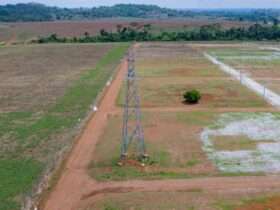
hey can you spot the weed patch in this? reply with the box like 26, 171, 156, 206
0, 159, 42, 210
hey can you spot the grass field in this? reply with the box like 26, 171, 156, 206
118, 44, 268, 108
89, 43, 278, 182
0, 44, 113, 112
90, 111, 218, 181
3, 41, 279, 209
90, 111, 280, 181
84, 43, 280, 210
0, 43, 129, 209
136, 44, 225, 78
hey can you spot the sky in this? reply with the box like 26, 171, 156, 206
0, 0, 280, 9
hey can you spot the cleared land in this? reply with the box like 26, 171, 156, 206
90, 111, 218, 181
0, 19, 252, 44
33, 42, 280, 210
0, 43, 129, 209
91, 43, 273, 182
79, 43, 280, 210
117, 44, 268, 108
0, 43, 113, 112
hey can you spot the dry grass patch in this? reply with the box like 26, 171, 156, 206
89, 111, 218, 181
118, 77, 268, 108
136, 43, 225, 78
136, 56, 225, 78
212, 135, 258, 151
117, 44, 270, 109
0, 43, 113, 112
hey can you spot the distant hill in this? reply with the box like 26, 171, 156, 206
0, 3, 178, 22
0, 3, 280, 22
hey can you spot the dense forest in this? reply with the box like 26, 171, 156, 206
0, 3, 280, 22
36, 23, 280, 43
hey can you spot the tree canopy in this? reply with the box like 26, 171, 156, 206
36, 23, 280, 43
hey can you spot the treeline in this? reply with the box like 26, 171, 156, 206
191, 9, 280, 23
1, 3, 280, 22
0, 3, 187, 22
0, 3, 56, 21
37, 23, 280, 43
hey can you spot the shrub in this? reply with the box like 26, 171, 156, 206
183, 90, 201, 104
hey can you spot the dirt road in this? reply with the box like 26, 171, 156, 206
42, 57, 128, 210
80, 175, 280, 205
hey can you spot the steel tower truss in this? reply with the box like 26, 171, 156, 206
120, 48, 147, 162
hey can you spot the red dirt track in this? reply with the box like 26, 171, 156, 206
42, 54, 128, 210
79, 175, 280, 206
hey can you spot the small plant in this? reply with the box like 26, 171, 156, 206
183, 90, 201, 104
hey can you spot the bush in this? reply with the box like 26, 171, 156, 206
183, 90, 201, 104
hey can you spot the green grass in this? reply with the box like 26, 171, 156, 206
214, 194, 272, 210
186, 158, 201, 167
0, 159, 42, 210
92, 166, 192, 182
0, 43, 129, 210
214, 201, 235, 210
90, 139, 179, 181
103, 203, 121, 210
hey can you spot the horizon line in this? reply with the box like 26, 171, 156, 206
0, 2, 280, 10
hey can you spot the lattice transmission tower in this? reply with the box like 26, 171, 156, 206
120, 48, 148, 163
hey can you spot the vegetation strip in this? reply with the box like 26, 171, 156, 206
0, 43, 129, 210
37, 23, 280, 44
